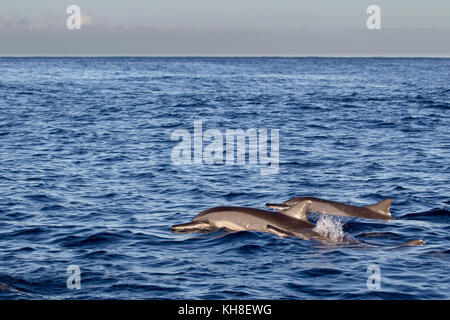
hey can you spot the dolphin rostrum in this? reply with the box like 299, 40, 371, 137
172, 200, 326, 240
266, 197, 393, 221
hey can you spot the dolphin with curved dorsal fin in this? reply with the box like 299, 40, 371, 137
173, 201, 381, 243
172, 201, 326, 241
276, 200, 311, 220
171, 200, 424, 246
266, 197, 393, 221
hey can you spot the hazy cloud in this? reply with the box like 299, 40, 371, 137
0, 11, 449, 56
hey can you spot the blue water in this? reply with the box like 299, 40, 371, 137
0, 57, 449, 299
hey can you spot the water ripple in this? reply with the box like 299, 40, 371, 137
0, 57, 449, 299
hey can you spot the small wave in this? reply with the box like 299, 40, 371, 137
393, 185, 408, 191
108, 283, 180, 292
303, 267, 343, 277
129, 172, 155, 179
402, 209, 450, 223
341, 291, 418, 299
236, 244, 263, 254
80, 250, 129, 261
40, 204, 66, 212
57, 231, 126, 248
224, 192, 244, 200
357, 232, 400, 239
9, 227, 47, 237
82, 192, 118, 199
24, 194, 59, 203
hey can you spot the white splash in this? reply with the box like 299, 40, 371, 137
313, 215, 346, 242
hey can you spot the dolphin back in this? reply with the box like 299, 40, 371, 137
363, 199, 393, 218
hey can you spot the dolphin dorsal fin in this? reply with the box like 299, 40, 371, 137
280, 200, 311, 221
363, 199, 393, 217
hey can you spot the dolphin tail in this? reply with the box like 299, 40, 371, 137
363, 199, 393, 218
398, 239, 425, 246
171, 221, 212, 233
390, 239, 426, 250
265, 203, 290, 211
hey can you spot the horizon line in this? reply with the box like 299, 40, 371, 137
1, 55, 449, 58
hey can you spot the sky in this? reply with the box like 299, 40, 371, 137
0, 0, 449, 56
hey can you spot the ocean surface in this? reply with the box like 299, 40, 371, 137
0, 57, 448, 300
